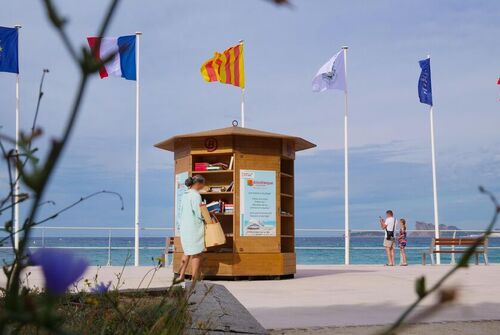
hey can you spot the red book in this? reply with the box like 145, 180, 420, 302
194, 163, 208, 171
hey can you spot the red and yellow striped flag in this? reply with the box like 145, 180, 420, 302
200, 43, 245, 88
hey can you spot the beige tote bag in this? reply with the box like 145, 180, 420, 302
201, 205, 226, 247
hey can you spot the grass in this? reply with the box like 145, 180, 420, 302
15, 286, 191, 335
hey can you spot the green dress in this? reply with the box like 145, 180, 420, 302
179, 189, 205, 256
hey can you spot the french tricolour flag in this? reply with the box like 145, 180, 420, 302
87, 35, 136, 81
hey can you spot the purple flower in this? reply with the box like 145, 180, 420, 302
91, 281, 111, 294
29, 249, 88, 295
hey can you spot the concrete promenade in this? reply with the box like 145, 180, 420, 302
3, 265, 500, 330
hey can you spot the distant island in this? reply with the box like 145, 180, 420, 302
351, 221, 462, 237
410, 221, 461, 237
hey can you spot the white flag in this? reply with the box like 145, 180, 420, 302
312, 50, 346, 93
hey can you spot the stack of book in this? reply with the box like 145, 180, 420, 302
206, 201, 221, 213
194, 162, 209, 171
194, 162, 229, 171
208, 186, 225, 192
224, 204, 234, 214
208, 162, 228, 171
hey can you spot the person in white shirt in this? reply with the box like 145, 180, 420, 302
380, 210, 396, 266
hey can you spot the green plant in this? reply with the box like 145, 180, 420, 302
378, 187, 499, 335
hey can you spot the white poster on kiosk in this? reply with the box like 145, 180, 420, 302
240, 170, 276, 236
174, 171, 188, 236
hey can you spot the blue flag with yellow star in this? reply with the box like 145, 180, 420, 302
0, 26, 19, 74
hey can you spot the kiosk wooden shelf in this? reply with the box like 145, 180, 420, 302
154, 126, 315, 279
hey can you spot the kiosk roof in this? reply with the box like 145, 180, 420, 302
154, 126, 316, 152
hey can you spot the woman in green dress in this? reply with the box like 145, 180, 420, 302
178, 174, 206, 281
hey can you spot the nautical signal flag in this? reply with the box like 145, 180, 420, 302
312, 50, 346, 93
0, 26, 19, 74
418, 58, 433, 106
87, 35, 136, 80
200, 43, 245, 88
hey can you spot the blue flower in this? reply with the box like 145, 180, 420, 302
29, 249, 88, 295
91, 281, 111, 294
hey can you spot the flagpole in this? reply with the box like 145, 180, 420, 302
134, 32, 142, 267
239, 39, 245, 127
428, 62, 440, 265
342, 46, 350, 265
14, 24, 21, 250
425, 54, 440, 265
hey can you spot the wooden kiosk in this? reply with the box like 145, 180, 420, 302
155, 126, 315, 278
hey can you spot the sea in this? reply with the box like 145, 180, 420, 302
1, 236, 498, 266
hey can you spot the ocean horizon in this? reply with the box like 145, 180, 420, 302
2, 236, 498, 266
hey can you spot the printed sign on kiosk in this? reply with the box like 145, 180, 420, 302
240, 170, 277, 237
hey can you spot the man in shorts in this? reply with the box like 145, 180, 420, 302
380, 210, 396, 266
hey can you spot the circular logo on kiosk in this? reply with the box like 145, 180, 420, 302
204, 137, 218, 152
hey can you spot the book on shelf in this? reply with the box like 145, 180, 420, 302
211, 162, 229, 169
209, 185, 228, 192
194, 162, 209, 171
226, 181, 234, 192
206, 201, 221, 213
228, 156, 234, 170
194, 161, 229, 171
224, 203, 234, 214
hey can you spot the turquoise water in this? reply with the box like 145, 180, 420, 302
1, 236, 497, 266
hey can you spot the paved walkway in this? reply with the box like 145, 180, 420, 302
269, 321, 500, 335
220, 265, 500, 329
3, 265, 500, 329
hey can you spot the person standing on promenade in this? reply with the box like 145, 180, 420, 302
398, 218, 408, 266
178, 175, 206, 282
380, 210, 396, 266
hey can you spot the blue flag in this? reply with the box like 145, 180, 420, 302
418, 58, 432, 106
0, 26, 19, 74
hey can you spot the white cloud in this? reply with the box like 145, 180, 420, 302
303, 189, 340, 200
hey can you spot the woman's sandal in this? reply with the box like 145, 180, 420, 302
173, 277, 185, 285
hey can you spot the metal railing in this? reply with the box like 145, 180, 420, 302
0, 226, 498, 266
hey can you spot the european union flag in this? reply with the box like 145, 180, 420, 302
0, 26, 19, 74
418, 58, 432, 106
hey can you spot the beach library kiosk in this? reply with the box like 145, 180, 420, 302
155, 126, 315, 278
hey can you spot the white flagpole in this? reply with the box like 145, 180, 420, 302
430, 105, 440, 264
134, 32, 142, 266
342, 46, 350, 265
14, 24, 21, 250
427, 55, 440, 265
241, 89, 245, 127
239, 39, 245, 128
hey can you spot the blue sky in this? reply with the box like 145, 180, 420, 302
0, 1, 499, 236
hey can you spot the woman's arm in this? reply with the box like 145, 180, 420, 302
191, 193, 204, 222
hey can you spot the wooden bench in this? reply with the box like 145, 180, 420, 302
422, 237, 489, 265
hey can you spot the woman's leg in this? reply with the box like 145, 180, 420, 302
390, 246, 395, 265
178, 254, 190, 280
401, 247, 407, 265
190, 254, 203, 281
